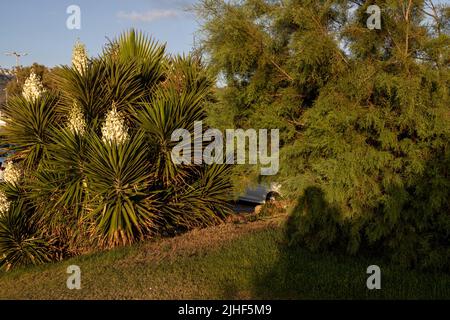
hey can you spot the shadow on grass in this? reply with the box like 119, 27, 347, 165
241, 185, 450, 299
247, 186, 371, 299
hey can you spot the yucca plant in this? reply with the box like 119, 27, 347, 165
0, 29, 233, 268
159, 164, 233, 231
107, 28, 166, 90
0, 200, 53, 270
0, 169, 55, 270
26, 127, 90, 254
136, 55, 213, 184
84, 130, 160, 247
1, 93, 59, 170
53, 62, 109, 129
135, 54, 233, 230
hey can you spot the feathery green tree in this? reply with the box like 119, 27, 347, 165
197, 0, 450, 270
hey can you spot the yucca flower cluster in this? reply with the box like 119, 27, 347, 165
3, 161, 21, 186
22, 71, 45, 102
72, 40, 88, 74
68, 101, 86, 135
0, 191, 9, 216
101, 103, 129, 144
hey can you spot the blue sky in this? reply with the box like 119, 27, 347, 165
1, 0, 449, 69
0, 0, 199, 69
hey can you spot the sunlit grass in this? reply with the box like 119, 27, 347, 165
0, 218, 448, 299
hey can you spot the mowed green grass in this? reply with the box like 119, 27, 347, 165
0, 217, 449, 299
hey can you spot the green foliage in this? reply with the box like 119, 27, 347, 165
0, 200, 53, 270
286, 187, 345, 252
0, 29, 233, 269
1, 224, 449, 299
1, 93, 58, 169
198, 0, 450, 270
160, 163, 232, 231
136, 56, 212, 184
84, 131, 158, 247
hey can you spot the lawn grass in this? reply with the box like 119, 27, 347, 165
0, 215, 449, 299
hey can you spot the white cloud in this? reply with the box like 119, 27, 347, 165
117, 9, 181, 22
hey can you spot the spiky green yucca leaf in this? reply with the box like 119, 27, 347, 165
136, 55, 214, 184
165, 54, 214, 93
162, 164, 233, 229
27, 128, 88, 227
115, 29, 164, 59
1, 94, 58, 169
137, 88, 207, 184
0, 31, 234, 268
0, 200, 52, 270
103, 60, 146, 113
55, 37, 165, 130
114, 29, 166, 88
53, 62, 111, 129
85, 131, 159, 247
53, 59, 148, 128
26, 162, 91, 256
48, 128, 88, 209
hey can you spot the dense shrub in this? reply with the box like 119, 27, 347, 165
0, 30, 232, 268
284, 63, 450, 271
198, 0, 450, 270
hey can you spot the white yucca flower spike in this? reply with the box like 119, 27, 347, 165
72, 40, 88, 74
3, 161, 21, 185
101, 103, 129, 144
0, 191, 9, 216
68, 101, 86, 135
22, 70, 45, 102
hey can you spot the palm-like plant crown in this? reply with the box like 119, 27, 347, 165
0, 29, 232, 266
